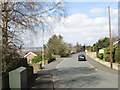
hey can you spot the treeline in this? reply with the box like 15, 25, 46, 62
90, 37, 119, 64
31, 35, 84, 63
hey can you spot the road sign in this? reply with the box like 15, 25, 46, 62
85, 50, 87, 52
99, 49, 104, 54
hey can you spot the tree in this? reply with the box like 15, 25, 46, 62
83, 44, 85, 51
94, 37, 110, 51
47, 35, 61, 55
45, 35, 70, 58
74, 42, 82, 52
59, 42, 71, 57
1, 1, 67, 72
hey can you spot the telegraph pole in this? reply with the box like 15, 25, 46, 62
108, 6, 113, 68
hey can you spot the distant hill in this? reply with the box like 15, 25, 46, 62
20, 47, 42, 56
22, 47, 42, 50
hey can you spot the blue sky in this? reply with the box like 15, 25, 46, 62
53, 2, 118, 46
22, 2, 118, 47
66, 2, 118, 18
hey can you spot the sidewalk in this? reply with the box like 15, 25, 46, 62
28, 58, 63, 89
86, 52, 119, 70
86, 52, 118, 76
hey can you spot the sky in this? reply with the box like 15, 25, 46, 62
22, 2, 118, 47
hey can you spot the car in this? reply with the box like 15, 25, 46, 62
78, 54, 86, 61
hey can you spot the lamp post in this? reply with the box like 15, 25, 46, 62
42, 28, 45, 68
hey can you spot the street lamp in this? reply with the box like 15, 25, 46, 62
42, 27, 45, 68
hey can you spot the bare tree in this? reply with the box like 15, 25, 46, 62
1, 1, 67, 72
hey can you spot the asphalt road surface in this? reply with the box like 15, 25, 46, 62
53, 52, 118, 88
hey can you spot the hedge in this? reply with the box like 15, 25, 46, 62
97, 46, 119, 63
114, 47, 120, 63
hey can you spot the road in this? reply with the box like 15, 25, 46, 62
53, 52, 118, 88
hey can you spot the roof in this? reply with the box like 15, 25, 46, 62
113, 37, 120, 46
24, 52, 37, 58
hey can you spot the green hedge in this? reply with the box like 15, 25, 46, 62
97, 48, 106, 60
98, 46, 119, 63
104, 46, 116, 62
97, 52, 103, 60
114, 47, 120, 63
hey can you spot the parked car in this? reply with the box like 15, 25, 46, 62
78, 54, 86, 61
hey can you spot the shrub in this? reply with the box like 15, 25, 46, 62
104, 46, 116, 63
114, 47, 120, 63
104, 53, 110, 62
97, 53, 103, 59
32, 54, 42, 63
2, 57, 28, 72
90, 46, 96, 52
104, 47, 110, 62
97, 48, 106, 60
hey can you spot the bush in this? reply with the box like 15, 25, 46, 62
114, 47, 120, 63
32, 54, 42, 63
104, 53, 110, 62
104, 47, 110, 62
97, 52, 103, 60
96, 45, 119, 63
104, 46, 116, 63
48, 57, 56, 63
97, 48, 105, 60
90, 46, 96, 52
2, 57, 28, 72
49, 55, 56, 61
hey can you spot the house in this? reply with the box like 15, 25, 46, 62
24, 52, 37, 63
113, 37, 120, 46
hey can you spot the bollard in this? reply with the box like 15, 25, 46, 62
9, 67, 27, 90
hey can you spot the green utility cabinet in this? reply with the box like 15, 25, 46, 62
9, 67, 27, 89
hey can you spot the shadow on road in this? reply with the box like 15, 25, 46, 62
54, 67, 102, 88
28, 69, 57, 89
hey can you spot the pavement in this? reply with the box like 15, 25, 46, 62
86, 52, 119, 70
86, 55, 118, 76
28, 74, 53, 89
28, 58, 64, 89
28, 52, 119, 89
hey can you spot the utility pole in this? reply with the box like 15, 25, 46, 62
108, 6, 113, 68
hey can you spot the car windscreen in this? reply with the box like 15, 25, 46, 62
79, 54, 84, 57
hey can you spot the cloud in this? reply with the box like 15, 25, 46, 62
93, 17, 108, 25
111, 8, 118, 17
53, 11, 118, 46
90, 8, 104, 15
21, 8, 118, 47
90, 8, 118, 17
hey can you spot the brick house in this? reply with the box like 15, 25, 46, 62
24, 52, 37, 63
